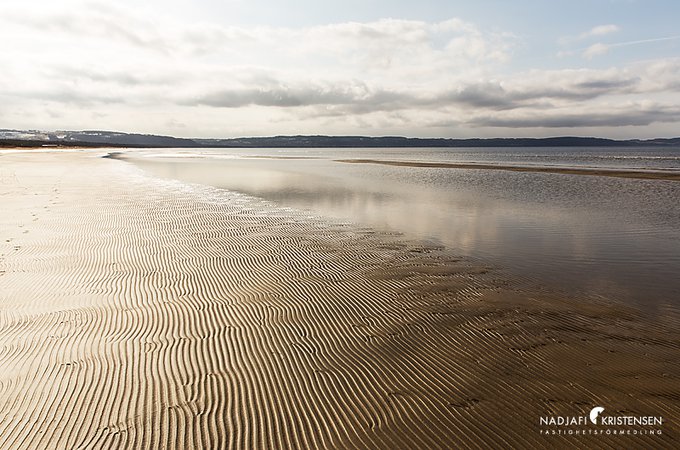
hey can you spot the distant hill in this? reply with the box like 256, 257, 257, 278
0, 129, 197, 148
193, 135, 680, 148
2, 129, 680, 148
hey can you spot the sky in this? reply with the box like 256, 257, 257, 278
1, 0, 679, 138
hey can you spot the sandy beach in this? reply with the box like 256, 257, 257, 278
1, 150, 678, 449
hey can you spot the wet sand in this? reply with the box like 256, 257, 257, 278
336, 158, 680, 181
0, 151, 678, 449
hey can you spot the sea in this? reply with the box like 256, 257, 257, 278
129, 146, 680, 313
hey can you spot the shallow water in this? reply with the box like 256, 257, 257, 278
129, 147, 680, 311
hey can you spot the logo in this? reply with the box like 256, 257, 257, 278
589, 406, 605, 425
539, 405, 663, 437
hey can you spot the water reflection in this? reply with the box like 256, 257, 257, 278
131, 153, 680, 311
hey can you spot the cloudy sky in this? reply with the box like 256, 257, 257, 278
1, 0, 679, 138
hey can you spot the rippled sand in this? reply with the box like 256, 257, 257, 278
0, 151, 678, 449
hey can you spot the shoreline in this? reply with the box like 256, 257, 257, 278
0, 151, 678, 448
336, 158, 680, 181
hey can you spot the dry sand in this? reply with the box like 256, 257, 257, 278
0, 151, 678, 449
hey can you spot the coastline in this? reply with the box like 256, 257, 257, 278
0, 151, 678, 448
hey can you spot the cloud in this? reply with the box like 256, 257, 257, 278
584, 24, 620, 38
583, 43, 610, 59
2, 3, 513, 68
188, 85, 365, 108
182, 70, 641, 114
559, 24, 620, 58
560, 24, 620, 45
582, 35, 680, 59
5, 51, 673, 132
0, 4, 520, 112
471, 104, 680, 128
642, 58, 680, 91
3, 2, 171, 53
